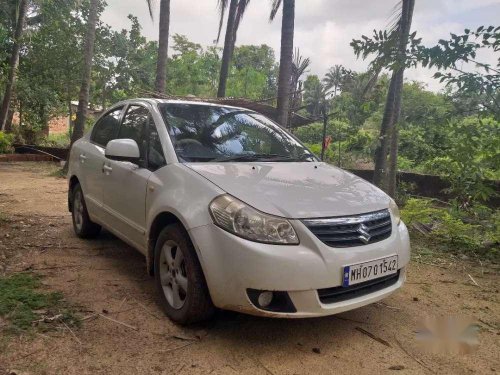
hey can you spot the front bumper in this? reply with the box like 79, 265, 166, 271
189, 219, 410, 318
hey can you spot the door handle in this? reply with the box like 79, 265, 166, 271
102, 165, 113, 174
79, 154, 87, 163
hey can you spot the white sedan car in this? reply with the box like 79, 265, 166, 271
67, 99, 410, 324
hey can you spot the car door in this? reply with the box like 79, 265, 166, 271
101, 104, 155, 251
81, 106, 124, 222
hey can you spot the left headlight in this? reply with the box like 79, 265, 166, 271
209, 194, 299, 245
389, 198, 401, 225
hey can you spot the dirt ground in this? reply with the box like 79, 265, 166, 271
0, 162, 498, 375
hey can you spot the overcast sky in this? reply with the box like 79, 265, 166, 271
102, 0, 500, 92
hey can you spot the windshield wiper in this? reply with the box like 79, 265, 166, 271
178, 155, 218, 162
214, 153, 292, 162
215, 154, 265, 162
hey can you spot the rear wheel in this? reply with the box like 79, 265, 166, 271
71, 184, 101, 238
154, 224, 214, 324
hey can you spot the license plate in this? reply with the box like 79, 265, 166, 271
342, 255, 398, 287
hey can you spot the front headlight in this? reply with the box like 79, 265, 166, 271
209, 194, 299, 245
389, 198, 401, 225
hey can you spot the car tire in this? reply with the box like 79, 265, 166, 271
154, 224, 214, 324
71, 183, 101, 238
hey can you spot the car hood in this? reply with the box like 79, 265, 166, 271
185, 162, 390, 219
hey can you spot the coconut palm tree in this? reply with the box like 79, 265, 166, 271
0, 0, 28, 131
372, 0, 415, 194
146, 0, 171, 93
323, 65, 345, 97
386, 0, 415, 197
270, 0, 295, 129
216, 0, 251, 97
70, 0, 100, 145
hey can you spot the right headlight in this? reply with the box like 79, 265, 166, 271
209, 194, 299, 245
389, 198, 401, 225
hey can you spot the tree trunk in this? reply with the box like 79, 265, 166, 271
18, 100, 22, 128
387, 0, 415, 196
69, 0, 100, 146
387, 126, 399, 198
217, 0, 238, 98
68, 99, 73, 138
5, 102, 15, 132
276, 0, 295, 128
373, 72, 397, 190
0, 0, 28, 131
154, 0, 171, 93
372, 0, 414, 191
66, 69, 73, 138
40, 105, 49, 136
102, 85, 107, 111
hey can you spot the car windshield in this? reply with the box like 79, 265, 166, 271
158, 103, 317, 163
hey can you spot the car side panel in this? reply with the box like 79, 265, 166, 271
101, 159, 152, 252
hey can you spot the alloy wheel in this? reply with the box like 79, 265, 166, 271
159, 240, 188, 309
73, 190, 84, 232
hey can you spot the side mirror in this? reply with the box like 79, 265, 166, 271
105, 139, 140, 164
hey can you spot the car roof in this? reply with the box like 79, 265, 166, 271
112, 98, 251, 112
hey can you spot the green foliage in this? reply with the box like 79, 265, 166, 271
422, 117, 499, 206
303, 75, 326, 116
418, 26, 500, 118
13, 0, 85, 134
401, 198, 499, 258
350, 26, 422, 71
304, 142, 335, 161
39, 132, 71, 148
0, 273, 77, 332
401, 198, 442, 225
0, 131, 14, 153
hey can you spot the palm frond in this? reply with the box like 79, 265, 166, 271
216, 0, 229, 43
233, 0, 251, 36
323, 65, 344, 91
386, 0, 403, 36
292, 48, 311, 80
360, 67, 382, 99
145, 0, 155, 20
269, 0, 282, 21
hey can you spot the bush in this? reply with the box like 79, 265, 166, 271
39, 132, 70, 147
0, 131, 14, 154
401, 198, 499, 258
304, 142, 336, 162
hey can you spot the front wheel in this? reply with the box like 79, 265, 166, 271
71, 184, 101, 238
154, 224, 214, 324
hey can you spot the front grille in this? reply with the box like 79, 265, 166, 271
317, 271, 400, 304
302, 209, 392, 247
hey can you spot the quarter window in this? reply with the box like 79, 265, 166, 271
148, 120, 166, 171
118, 105, 150, 162
91, 107, 122, 146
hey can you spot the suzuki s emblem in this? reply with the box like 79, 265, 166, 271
357, 224, 371, 244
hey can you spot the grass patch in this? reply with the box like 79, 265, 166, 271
0, 273, 79, 333
49, 167, 66, 178
0, 211, 10, 223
